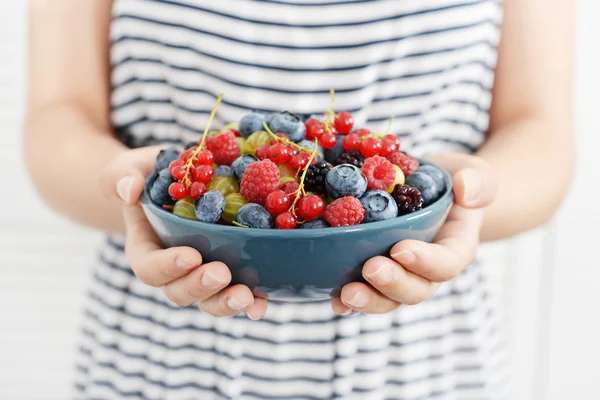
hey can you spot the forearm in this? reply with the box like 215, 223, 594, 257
476, 116, 575, 242
24, 101, 128, 233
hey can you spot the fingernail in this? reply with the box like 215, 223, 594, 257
366, 263, 393, 285
116, 176, 134, 203
463, 169, 482, 204
201, 270, 226, 289
247, 313, 261, 321
391, 251, 416, 266
227, 297, 248, 311
340, 309, 353, 316
346, 291, 369, 308
175, 256, 196, 270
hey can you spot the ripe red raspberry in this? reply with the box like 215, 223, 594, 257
387, 152, 419, 177
361, 156, 396, 191
206, 131, 241, 166
324, 196, 365, 227
240, 159, 281, 205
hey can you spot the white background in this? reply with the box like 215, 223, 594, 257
0, 1, 598, 399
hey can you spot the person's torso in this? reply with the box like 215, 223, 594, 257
109, 0, 502, 157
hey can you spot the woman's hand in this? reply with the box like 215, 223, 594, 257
100, 146, 267, 320
332, 153, 498, 315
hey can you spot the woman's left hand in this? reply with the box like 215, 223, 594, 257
332, 153, 498, 315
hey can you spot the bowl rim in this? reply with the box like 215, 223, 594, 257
141, 159, 454, 238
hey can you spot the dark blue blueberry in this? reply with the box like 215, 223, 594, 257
416, 165, 447, 194
324, 136, 344, 164
325, 164, 368, 199
296, 139, 324, 160
359, 190, 399, 223
268, 112, 306, 142
298, 219, 330, 229
239, 112, 266, 138
235, 203, 274, 229
194, 190, 226, 223
214, 165, 233, 178
149, 168, 175, 206
405, 171, 440, 206
154, 146, 180, 172
231, 154, 258, 181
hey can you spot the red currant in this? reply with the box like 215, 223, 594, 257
193, 165, 214, 183
343, 133, 360, 151
168, 182, 188, 200
379, 138, 398, 157
171, 165, 187, 181
289, 154, 307, 171
384, 134, 400, 148
270, 132, 289, 145
287, 145, 299, 156
265, 190, 291, 215
359, 137, 382, 158
169, 159, 185, 174
196, 150, 214, 166
268, 143, 291, 164
305, 118, 325, 140
334, 111, 354, 135
298, 194, 325, 221
276, 212, 297, 229
189, 181, 207, 200
255, 145, 270, 160
355, 128, 372, 138
280, 181, 300, 195
319, 132, 337, 149
180, 149, 194, 162
225, 129, 241, 138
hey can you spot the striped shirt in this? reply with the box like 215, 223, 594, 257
74, 1, 509, 399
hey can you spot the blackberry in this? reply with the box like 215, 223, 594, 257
335, 150, 365, 168
392, 184, 424, 215
304, 161, 331, 195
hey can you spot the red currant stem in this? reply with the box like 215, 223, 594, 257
288, 138, 319, 218
385, 114, 396, 134
232, 221, 249, 228
322, 88, 336, 135
261, 121, 323, 158
182, 94, 224, 187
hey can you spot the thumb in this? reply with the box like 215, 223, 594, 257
100, 145, 170, 206
424, 152, 497, 209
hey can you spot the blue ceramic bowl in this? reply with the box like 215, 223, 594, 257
141, 161, 454, 302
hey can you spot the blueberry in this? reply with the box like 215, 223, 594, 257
235, 203, 274, 229
185, 141, 199, 150
194, 190, 226, 223
154, 146, 180, 172
359, 190, 399, 223
268, 112, 306, 142
405, 171, 440, 206
214, 165, 233, 178
150, 168, 175, 206
298, 219, 330, 229
231, 154, 258, 181
325, 164, 368, 199
239, 112, 266, 138
296, 139, 324, 160
416, 165, 446, 194
324, 136, 344, 164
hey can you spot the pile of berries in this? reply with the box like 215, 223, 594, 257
149, 93, 447, 229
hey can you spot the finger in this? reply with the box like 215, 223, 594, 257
163, 262, 231, 307
340, 282, 401, 314
424, 153, 497, 209
246, 297, 268, 321
100, 145, 168, 205
123, 204, 202, 286
198, 284, 255, 318
362, 256, 440, 305
390, 205, 482, 282
331, 296, 353, 316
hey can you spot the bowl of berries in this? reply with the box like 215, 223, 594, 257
142, 94, 453, 302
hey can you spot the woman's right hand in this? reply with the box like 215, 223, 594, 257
100, 146, 267, 320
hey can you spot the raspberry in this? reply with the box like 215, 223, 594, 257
304, 161, 331, 196
240, 159, 281, 205
324, 196, 365, 227
334, 150, 365, 168
392, 184, 424, 215
361, 156, 396, 191
387, 152, 419, 177
206, 131, 241, 166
